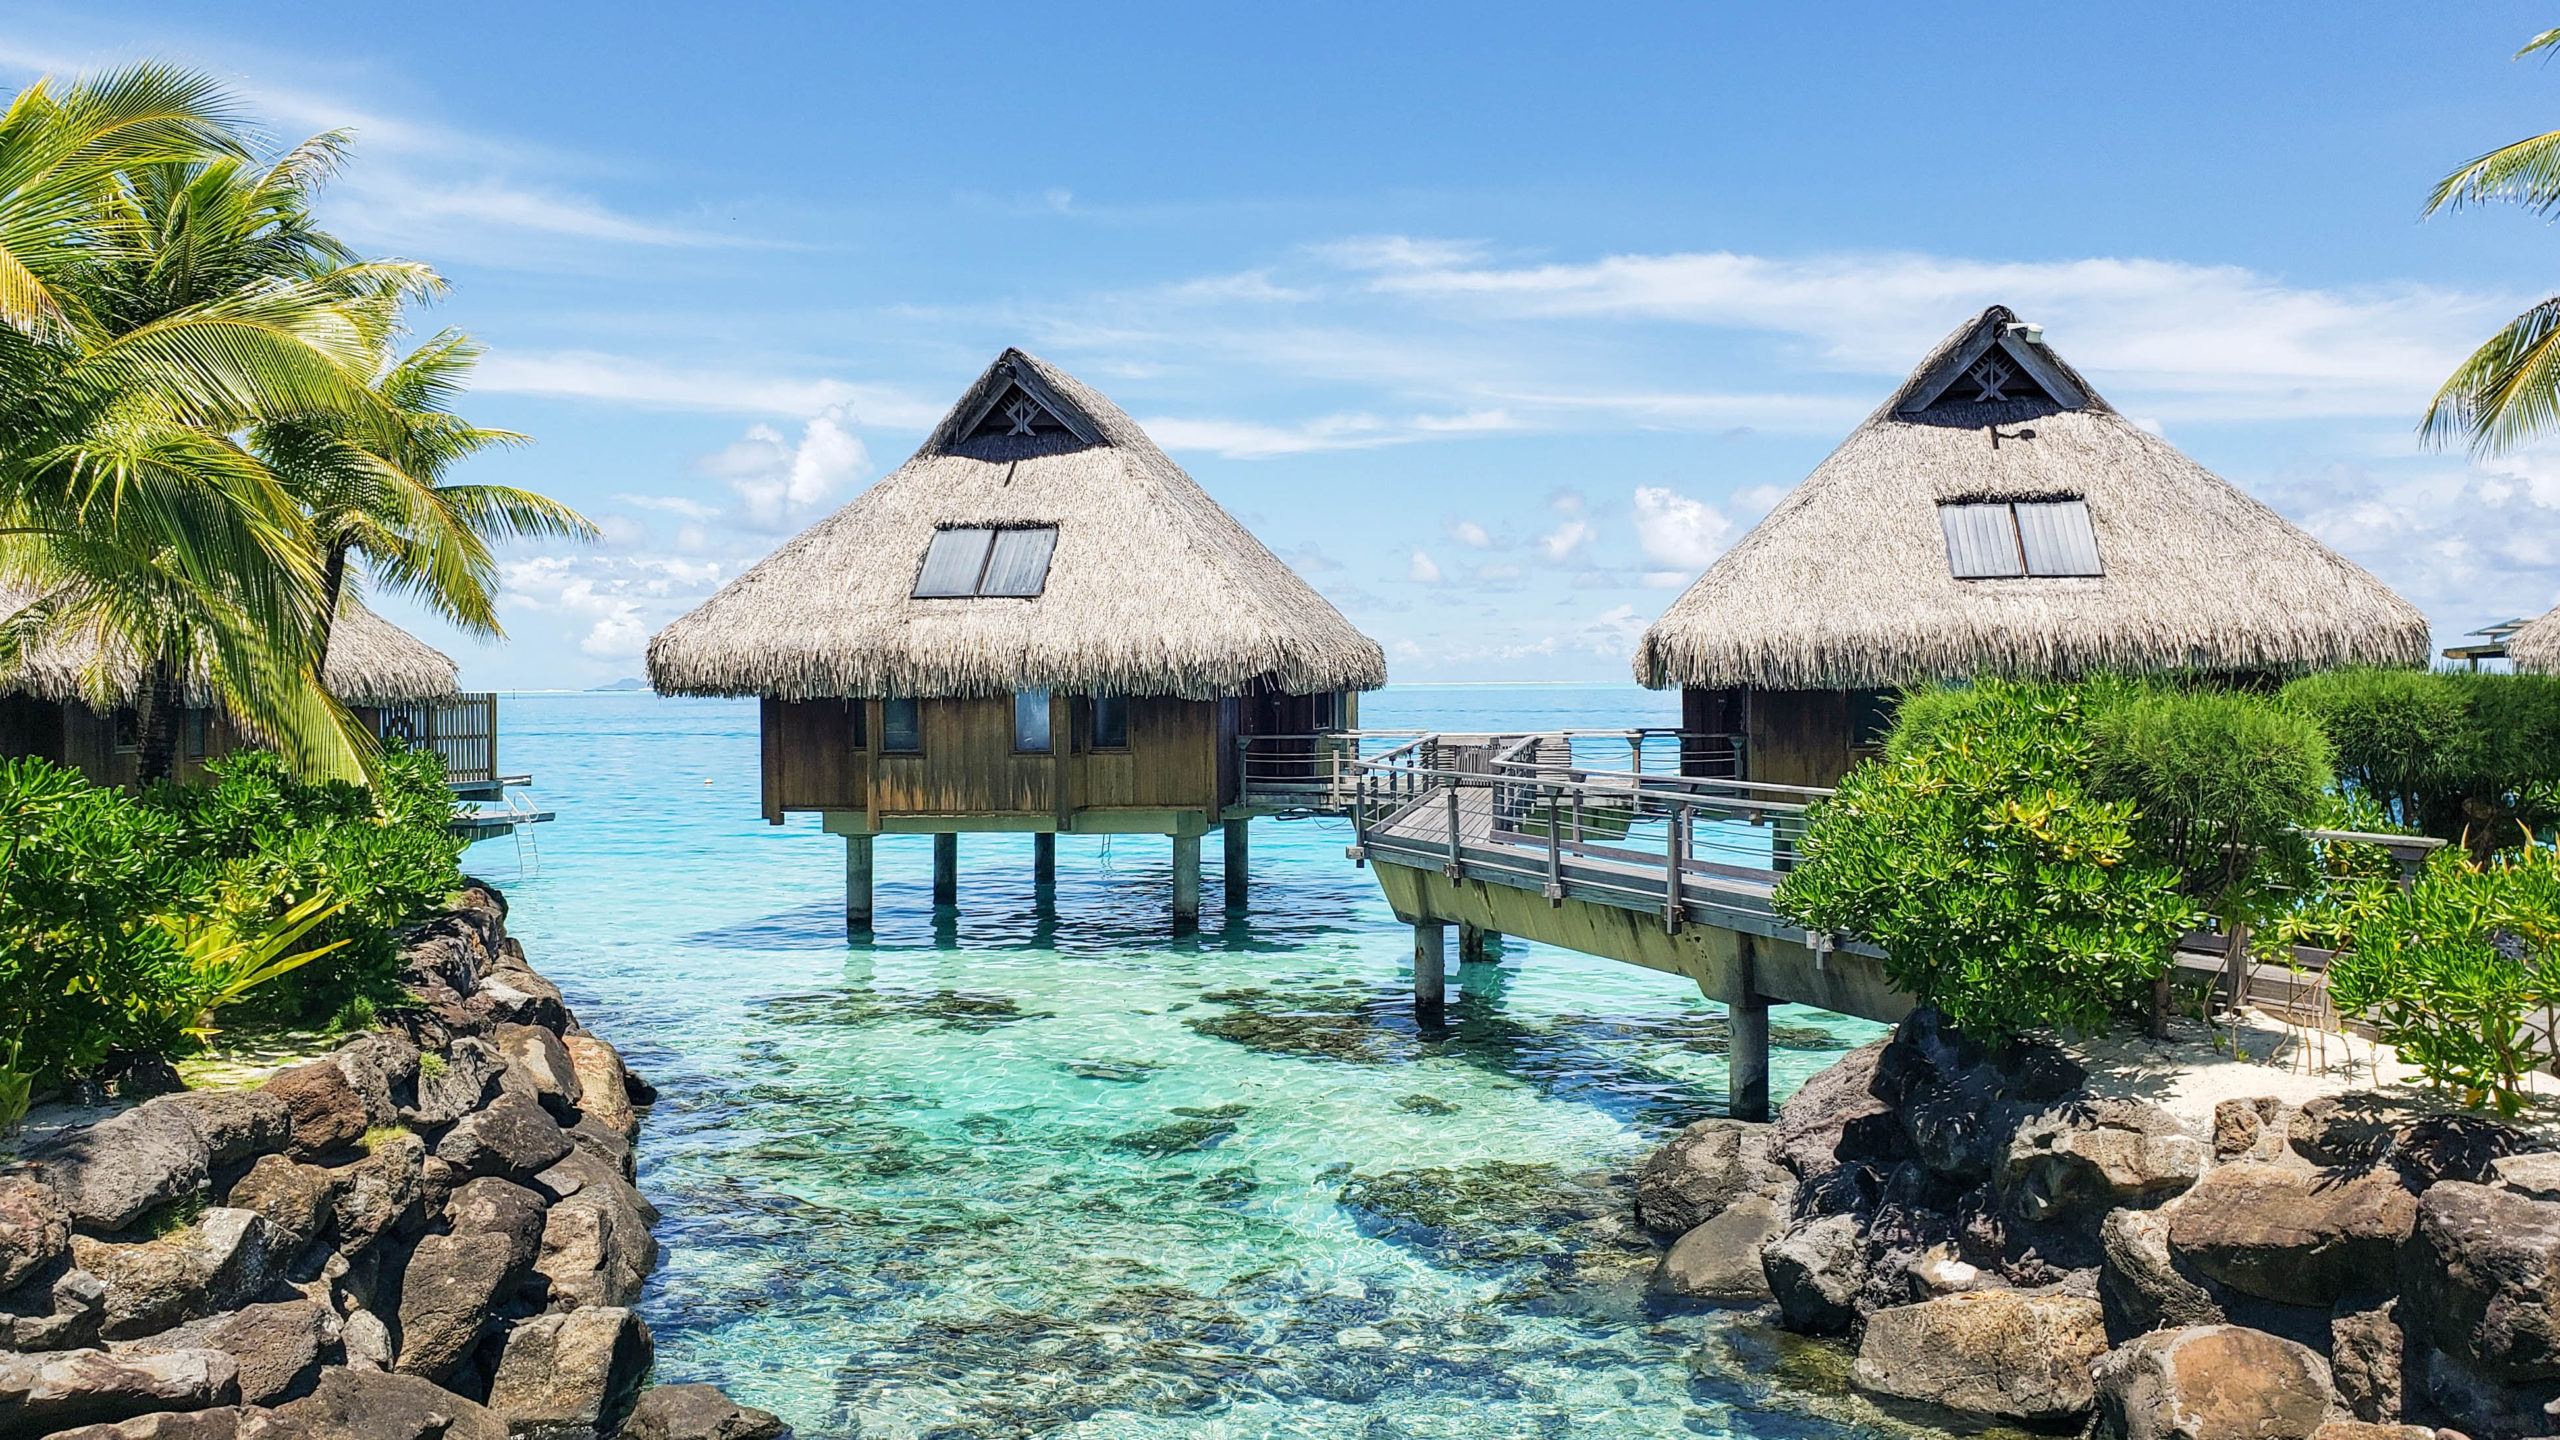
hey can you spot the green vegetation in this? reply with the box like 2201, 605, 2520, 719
0, 745, 463, 1128
2282, 669, 2560, 857
2423, 25, 2560, 455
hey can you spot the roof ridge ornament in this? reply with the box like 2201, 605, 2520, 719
1897, 313, 2089, 414
948, 355, 1105, 448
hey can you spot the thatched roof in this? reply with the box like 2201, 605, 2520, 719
648, 349, 1388, 700
0, 588, 460, 707
2507, 608, 2560, 672
1635, 306, 2431, 691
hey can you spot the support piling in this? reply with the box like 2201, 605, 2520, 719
932, 832, 958, 909
843, 834, 873, 932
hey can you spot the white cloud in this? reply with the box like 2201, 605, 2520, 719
696, 405, 869, 531
1450, 519, 1496, 548
1631, 485, 1734, 571
1407, 549, 1443, 584
613, 493, 721, 520
1139, 407, 1519, 459
499, 553, 730, 660
1577, 603, 1650, 656
1537, 492, 1593, 562
475, 351, 944, 424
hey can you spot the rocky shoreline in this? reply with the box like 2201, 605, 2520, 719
0, 881, 778, 1440
1639, 1008, 2560, 1440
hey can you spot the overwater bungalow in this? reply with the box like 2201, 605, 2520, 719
0, 592, 506, 795
2500, 610, 2560, 672
646, 349, 1387, 928
1635, 305, 2433, 788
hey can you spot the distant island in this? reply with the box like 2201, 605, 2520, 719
592, 677, 652, 691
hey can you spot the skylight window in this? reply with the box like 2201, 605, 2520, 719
1938, 500, 2102, 579
911, 525, 1058, 598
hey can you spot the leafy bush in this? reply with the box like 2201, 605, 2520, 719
2089, 687, 2334, 925
2283, 669, 2560, 854
2327, 844, 2560, 1115
1774, 680, 2198, 1041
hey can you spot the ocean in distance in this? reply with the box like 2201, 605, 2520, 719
472, 685, 1893, 1440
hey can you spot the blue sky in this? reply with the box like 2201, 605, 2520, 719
13, 2, 2560, 687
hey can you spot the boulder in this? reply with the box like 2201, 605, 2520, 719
254, 1366, 509, 1440
393, 1232, 530, 1383
0, 1347, 239, 1437
446, 1179, 549, 1277
263, 1065, 370, 1162
2101, 1207, 2225, 1338
1761, 1213, 1866, 1335
116, 1301, 333, 1407
480, 972, 570, 1036
43, 1407, 246, 1440
2005, 1100, 2205, 1222
2288, 1097, 2401, 1170
1653, 1192, 1785, 1303
2331, 1300, 2403, 1424
327, 1134, 425, 1257
2394, 1116, 2528, 1188
1769, 1040, 1897, 1182
492, 1029, 583, 1123
436, 1098, 570, 1187
2307, 1425, 2433, 1440
2094, 1325, 2339, 1440
398, 930, 486, 999
2489, 1151, 2560, 1202
618, 1384, 786, 1440
558, 1040, 633, 1143
484, 1308, 654, 1439
402, 1042, 504, 1131
533, 1173, 656, 1312
341, 1309, 392, 1373
1851, 1290, 2110, 1422
0, 1176, 70, 1294
2214, 1098, 2288, 1163
2168, 1163, 2417, 1308
72, 1210, 282, 1340
331, 1038, 421, 1132
1634, 1120, 1787, 1240
159, 1094, 294, 1171
3, 1267, 110, 1352
2400, 1181, 2560, 1383
29, 1104, 213, 1233
561, 1120, 632, 1187
219, 1158, 338, 1253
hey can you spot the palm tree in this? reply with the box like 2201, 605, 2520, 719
2423, 28, 2560, 454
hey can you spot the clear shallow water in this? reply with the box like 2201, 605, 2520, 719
471, 687, 1889, 1440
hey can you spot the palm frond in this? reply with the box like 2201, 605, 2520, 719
2423, 296, 2560, 455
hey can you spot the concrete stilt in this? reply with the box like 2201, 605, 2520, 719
1728, 993, 1770, 1122
1223, 818, 1249, 909
1172, 832, 1202, 928
1033, 831, 1056, 892
1458, 923, 1499, 964
932, 832, 958, 909
843, 834, 873, 932
1414, 921, 1447, 1011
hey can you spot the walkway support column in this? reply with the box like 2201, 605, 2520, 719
1033, 831, 1056, 893
1172, 832, 1202, 928
1729, 992, 1770, 1122
844, 834, 873, 932
933, 832, 958, 909
1458, 923, 1498, 964
1414, 921, 1447, 1012
1223, 818, 1249, 909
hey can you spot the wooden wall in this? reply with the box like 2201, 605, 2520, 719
760, 693, 1223, 823
0, 696, 248, 789
1692, 687, 1887, 791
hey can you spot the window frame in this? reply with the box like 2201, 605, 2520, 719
1938, 498, 2103, 580
910, 524, 1060, 600
882, 697, 923, 754
1013, 689, 1053, 754
1090, 693, 1130, 751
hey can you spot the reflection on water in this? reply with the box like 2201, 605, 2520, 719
474, 688, 1900, 1439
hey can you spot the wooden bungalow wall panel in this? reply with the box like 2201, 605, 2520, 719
871, 697, 1053, 815
766, 699, 869, 812
1078, 697, 1216, 811
1746, 688, 1856, 790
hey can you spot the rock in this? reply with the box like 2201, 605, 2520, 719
1851, 1290, 2110, 1422
2214, 1098, 2286, 1162
219, 1159, 337, 1253
0, 1347, 238, 1437
446, 1179, 548, 1277
2290, 1097, 2400, 1170
492, 1029, 582, 1123
2395, 1117, 2528, 1188
484, 1308, 654, 1439
2407, 1343, 2558, 1439
2488, 1152, 2560, 1202
117, 1301, 332, 1407
5, 1268, 111, 1352
71, 1210, 281, 1340
401, 1042, 504, 1131
1761, 1212, 1866, 1335
1634, 1120, 1787, 1240
263, 1065, 369, 1162
0, 1176, 70, 1294
2102, 1208, 2225, 1338
2309, 1425, 2434, 1440
2401, 1181, 2560, 1383
532, 1171, 656, 1312
618, 1384, 786, 1440
480, 972, 569, 1036
2332, 1300, 2404, 1424
331, 1038, 421, 1132
436, 1097, 570, 1187
29, 1104, 213, 1233
560, 1120, 631, 1187
341, 1309, 392, 1372
1769, 1040, 1898, 1182
1653, 1192, 1785, 1302
558, 1040, 632, 1143
398, 925, 487, 999
43, 1407, 245, 1440
2094, 1325, 2339, 1440
159, 1095, 295, 1171
2168, 1163, 2418, 1308
2005, 1100, 2205, 1222
327, 1134, 425, 1257
393, 1231, 531, 1383
255, 1366, 508, 1440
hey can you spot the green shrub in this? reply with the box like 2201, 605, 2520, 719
1774, 680, 2198, 1042
2328, 844, 2560, 1115
2283, 669, 2560, 854
2089, 686, 2334, 926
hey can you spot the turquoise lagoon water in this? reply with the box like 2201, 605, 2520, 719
469, 687, 1889, 1440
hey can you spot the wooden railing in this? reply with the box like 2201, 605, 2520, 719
1234, 727, 1746, 815
375, 693, 498, 787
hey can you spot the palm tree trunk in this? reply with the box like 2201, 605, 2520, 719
313, 539, 351, 669
137, 657, 182, 785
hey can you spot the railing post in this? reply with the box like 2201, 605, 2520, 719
1571, 787, 1583, 845
1443, 779, 1463, 881
1545, 782, 1563, 905
1663, 799, 1686, 934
